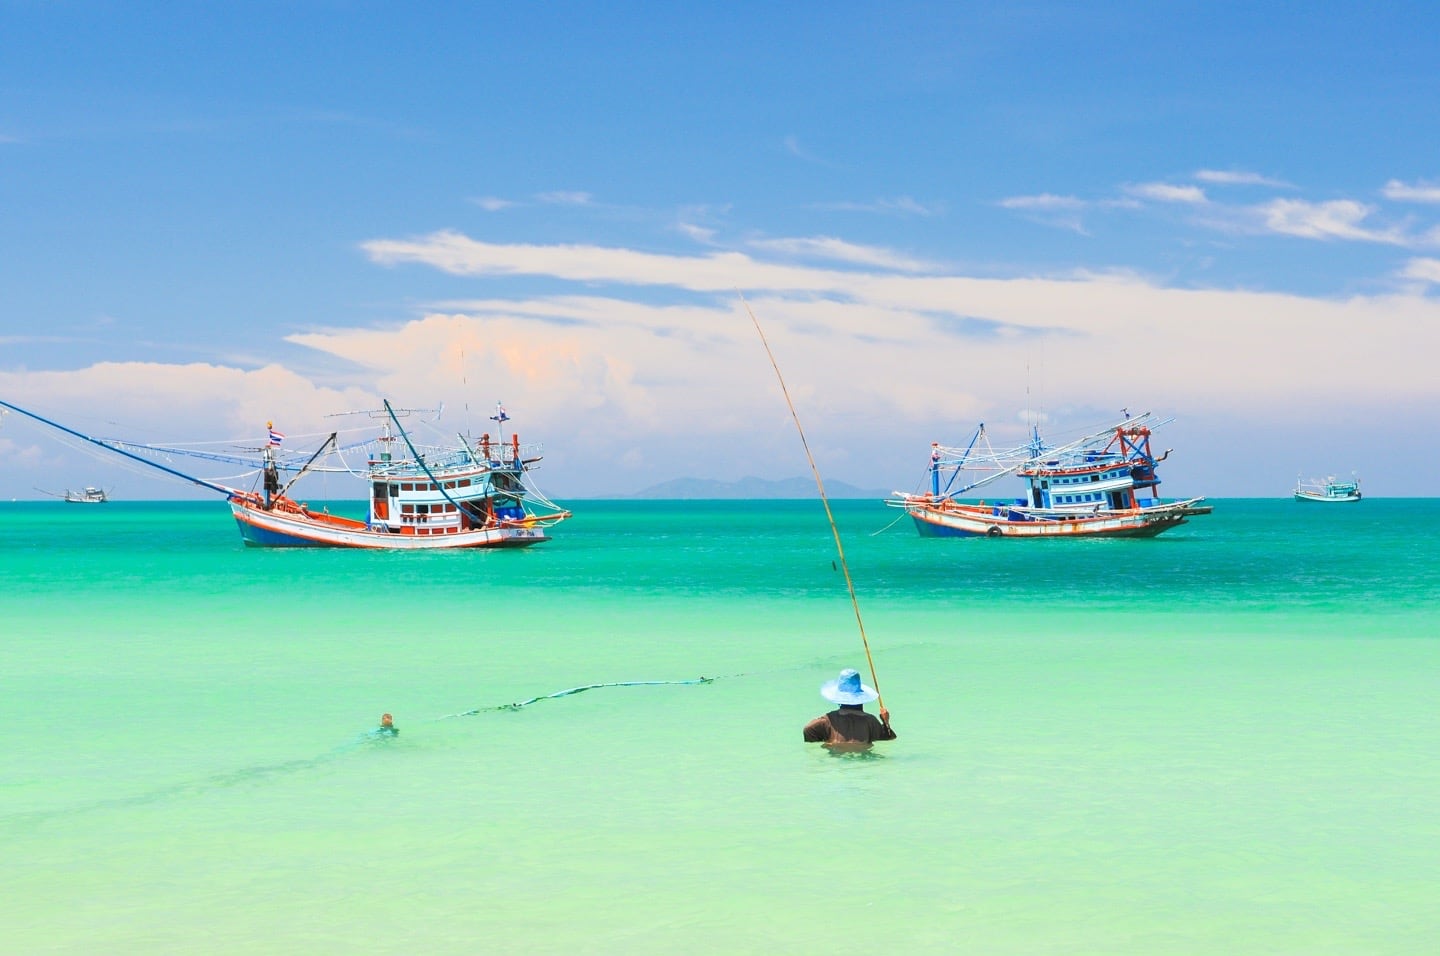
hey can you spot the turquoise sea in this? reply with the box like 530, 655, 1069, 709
3, 498, 1438, 953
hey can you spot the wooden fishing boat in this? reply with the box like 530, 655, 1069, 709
890, 412, 1211, 538
1293, 475, 1361, 503
0, 399, 570, 549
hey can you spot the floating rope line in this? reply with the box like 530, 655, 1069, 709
438, 677, 717, 719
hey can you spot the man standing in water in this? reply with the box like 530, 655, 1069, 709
803, 668, 895, 747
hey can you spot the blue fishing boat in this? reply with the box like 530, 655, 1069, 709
890, 411, 1211, 538
0, 399, 570, 549
1294, 474, 1361, 503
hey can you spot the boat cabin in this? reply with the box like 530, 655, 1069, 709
366, 433, 534, 537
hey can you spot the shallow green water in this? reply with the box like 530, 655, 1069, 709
3, 499, 1437, 952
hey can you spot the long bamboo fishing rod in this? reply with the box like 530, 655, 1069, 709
740, 296, 887, 719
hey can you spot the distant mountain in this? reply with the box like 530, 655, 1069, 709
622, 475, 892, 500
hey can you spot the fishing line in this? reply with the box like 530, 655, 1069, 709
739, 295, 886, 713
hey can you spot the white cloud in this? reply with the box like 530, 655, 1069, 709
363, 230, 866, 292
1400, 257, 1440, 283
10, 233, 1440, 497
782, 135, 837, 167
347, 234, 1440, 456
748, 236, 939, 273
535, 191, 592, 206
998, 193, 1086, 211
676, 221, 717, 244
1195, 169, 1290, 188
813, 196, 943, 217
1254, 199, 1408, 244
471, 196, 515, 211
1382, 178, 1440, 203
1125, 182, 1208, 204
996, 194, 1089, 234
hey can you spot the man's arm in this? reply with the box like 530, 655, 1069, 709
803, 715, 831, 742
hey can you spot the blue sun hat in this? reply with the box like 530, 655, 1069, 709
821, 668, 878, 705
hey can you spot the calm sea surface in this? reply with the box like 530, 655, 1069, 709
3, 498, 1438, 953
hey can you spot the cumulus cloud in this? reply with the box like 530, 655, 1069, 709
351, 231, 1440, 431
10, 230, 1440, 497
1382, 179, 1440, 203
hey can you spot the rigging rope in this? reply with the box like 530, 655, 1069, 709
870, 510, 909, 536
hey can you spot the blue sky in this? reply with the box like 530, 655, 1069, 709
3, 1, 1439, 500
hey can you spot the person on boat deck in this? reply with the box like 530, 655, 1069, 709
377, 713, 398, 737
803, 668, 895, 747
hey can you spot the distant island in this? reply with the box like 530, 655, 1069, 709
617, 476, 893, 500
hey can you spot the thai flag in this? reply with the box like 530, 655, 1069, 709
490, 403, 510, 425
268, 426, 285, 447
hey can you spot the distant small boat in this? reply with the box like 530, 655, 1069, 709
1294, 475, 1361, 503
37, 486, 109, 503
889, 411, 1212, 539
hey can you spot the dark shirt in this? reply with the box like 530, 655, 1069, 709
803, 707, 896, 745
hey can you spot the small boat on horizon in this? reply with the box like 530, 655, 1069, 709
889, 411, 1212, 538
39, 486, 109, 503
1, 399, 571, 549
1294, 474, 1361, 503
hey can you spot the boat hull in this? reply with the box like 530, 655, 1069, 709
902, 498, 1212, 539
1293, 491, 1361, 503
230, 499, 552, 549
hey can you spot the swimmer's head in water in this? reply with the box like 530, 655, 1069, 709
380, 713, 394, 727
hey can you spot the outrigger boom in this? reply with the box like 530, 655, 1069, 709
0, 399, 235, 497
